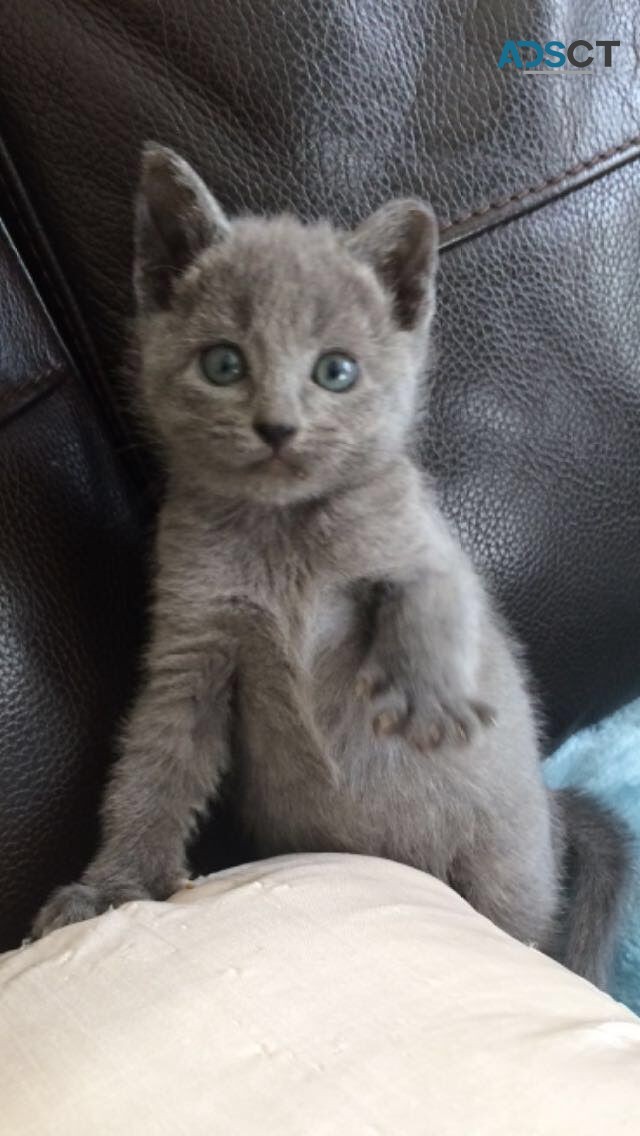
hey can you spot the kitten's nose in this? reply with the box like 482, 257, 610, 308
253, 421, 298, 450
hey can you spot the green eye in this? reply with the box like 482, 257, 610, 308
199, 343, 246, 385
312, 352, 359, 392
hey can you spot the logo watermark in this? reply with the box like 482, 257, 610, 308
497, 39, 620, 73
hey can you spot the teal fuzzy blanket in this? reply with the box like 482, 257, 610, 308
544, 699, 640, 1013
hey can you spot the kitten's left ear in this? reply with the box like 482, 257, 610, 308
134, 143, 230, 311
347, 200, 438, 330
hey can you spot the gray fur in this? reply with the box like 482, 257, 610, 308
552, 789, 632, 988
32, 147, 631, 990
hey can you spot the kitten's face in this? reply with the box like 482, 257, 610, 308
134, 147, 437, 505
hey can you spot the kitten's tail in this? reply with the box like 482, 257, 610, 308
555, 787, 632, 989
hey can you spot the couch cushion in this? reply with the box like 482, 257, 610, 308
1, 854, 638, 1135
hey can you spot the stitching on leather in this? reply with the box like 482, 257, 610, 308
0, 362, 64, 394
20, 363, 64, 386
440, 133, 640, 231
0, 363, 67, 427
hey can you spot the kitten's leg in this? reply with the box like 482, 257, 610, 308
31, 632, 234, 938
32, 600, 333, 938
356, 572, 494, 753
327, 473, 495, 754
234, 603, 338, 788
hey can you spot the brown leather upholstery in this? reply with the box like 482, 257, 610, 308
1, 2, 639, 947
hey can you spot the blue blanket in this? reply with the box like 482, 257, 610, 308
544, 699, 640, 1013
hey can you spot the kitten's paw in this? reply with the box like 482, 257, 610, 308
31, 880, 151, 940
356, 666, 495, 753
386, 694, 496, 754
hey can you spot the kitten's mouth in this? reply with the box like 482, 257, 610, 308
249, 453, 307, 479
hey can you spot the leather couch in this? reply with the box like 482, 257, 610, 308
1, 1, 639, 952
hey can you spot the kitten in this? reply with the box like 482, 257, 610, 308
33, 146, 630, 989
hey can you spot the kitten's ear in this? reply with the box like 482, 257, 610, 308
134, 143, 230, 311
347, 200, 438, 330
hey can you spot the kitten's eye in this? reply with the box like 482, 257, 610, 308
312, 352, 359, 393
199, 344, 246, 385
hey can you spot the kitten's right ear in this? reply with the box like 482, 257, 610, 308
134, 144, 230, 311
346, 199, 438, 331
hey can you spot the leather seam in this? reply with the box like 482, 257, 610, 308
0, 364, 67, 428
0, 154, 90, 368
0, 142, 150, 493
440, 132, 640, 231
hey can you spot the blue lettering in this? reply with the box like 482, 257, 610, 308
518, 40, 544, 69
497, 40, 523, 69
544, 40, 566, 68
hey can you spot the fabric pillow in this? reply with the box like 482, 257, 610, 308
1, 854, 639, 1135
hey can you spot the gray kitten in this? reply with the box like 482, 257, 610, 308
33, 146, 630, 989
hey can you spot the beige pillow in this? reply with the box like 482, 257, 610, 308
1, 854, 638, 1135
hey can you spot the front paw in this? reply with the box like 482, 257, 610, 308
31, 880, 151, 940
356, 663, 495, 754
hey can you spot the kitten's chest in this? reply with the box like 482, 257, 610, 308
304, 582, 360, 656
228, 517, 318, 636
203, 507, 362, 658
240, 519, 362, 662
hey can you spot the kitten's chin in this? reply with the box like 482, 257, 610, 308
202, 456, 321, 506
244, 463, 320, 506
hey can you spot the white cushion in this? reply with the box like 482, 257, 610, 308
1, 854, 639, 1135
